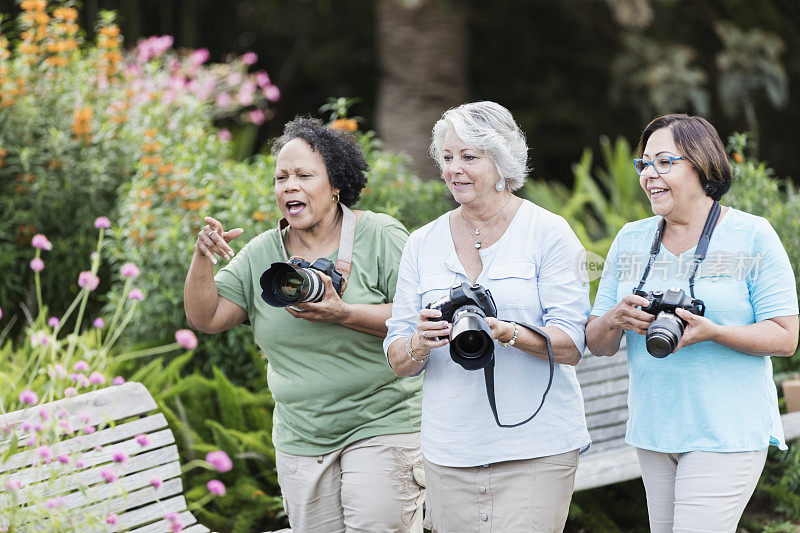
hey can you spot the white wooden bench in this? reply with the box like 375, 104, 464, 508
574, 345, 800, 491
0, 382, 209, 532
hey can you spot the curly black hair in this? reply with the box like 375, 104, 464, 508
271, 117, 369, 207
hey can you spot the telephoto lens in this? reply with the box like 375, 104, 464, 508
260, 263, 325, 308
449, 305, 494, 369
645, 311, 685, 357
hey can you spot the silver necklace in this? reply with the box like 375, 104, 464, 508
460, 197, 511, 250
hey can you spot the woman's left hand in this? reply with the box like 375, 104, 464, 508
672, 308, 720, 352
485, 317, 516, 343
285, 272, 350, 324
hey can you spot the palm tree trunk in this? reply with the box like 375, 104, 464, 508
375, 0, 467, 179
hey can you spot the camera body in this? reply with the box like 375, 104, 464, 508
426, 283, 498, 370
634, 288, 705, 358
260, 257, 345, 308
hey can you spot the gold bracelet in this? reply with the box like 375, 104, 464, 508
405, 334, 430, 364
499, 322, 519, 347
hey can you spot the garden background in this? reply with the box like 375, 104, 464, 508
1, 0, 799, 531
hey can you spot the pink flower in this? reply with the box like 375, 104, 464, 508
215, 92, 231, 107
113, 376, 125, 385
128, 289, 144, 301
206, 451, 233, 472
74, 360, 89, 372
164, 512, 179, 522
150, 476, 163, 488
100, 468, 118, 483
105, 514, 118, 525
84, 425, 96, 434
57, 454, 70, 465
79, 413, 91, 424
30, 332, 48, 347
112, 450, 129, 463
94, 216, 111, 229
53, 364, 67, 379
31, 234, 52, 250
94, 318, 105, 328
5, 479, 22, 491
44, 496, 66, 508
264, 84, 280, 102
242, 51, 258, 65
226, 72, 242, 86
120, 262, 140, 278
75, 460, 85, 468
218, 128, 232, 142
38, 407, 48, 420
37, 446, 53, 462
175, 329, 198, 350
64, 387, 78, 398
136, 434, 151, 447
30, 258, 45, 272
19, 390, 38, 405
165, 512, 184, 532
255, 70, 270, 88
78, 271, 100, 291
237, 82, 256, 106
48, 317, 60, 328
0, 306, 3, 320
249, 109, 266, 125
207, 479, 226, 496
190, 48, 209, 65
89, 372, 106, 385
78, 374, 91, 388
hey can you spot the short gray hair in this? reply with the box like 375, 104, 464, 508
429, 101, 529, 191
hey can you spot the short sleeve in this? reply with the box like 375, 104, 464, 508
591, 231, 622, 317
748, 220, 798, 322
376, 216, 411, 300
214, 241, 255, 316
536, 217, 591, 353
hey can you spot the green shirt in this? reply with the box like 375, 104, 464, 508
215, 211, 422, 455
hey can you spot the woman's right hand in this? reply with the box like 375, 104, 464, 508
195, 216, 244, 265
414, 308, 451, 352
605, 293, 655, 335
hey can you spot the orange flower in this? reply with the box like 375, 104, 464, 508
732, 153, 744, 164
33, 12, 49, 25
252, 211, 265, 222
0, 148, 7, 157
98, 25, 120, 38
72, 106, 93, 138
53, 7, 79, 21
18, 42, 39, 55
15, 184, 26, 194
47, 159, 62, 170
141, 142, 162, 153
20, 0, 46, 12
331, 118, 358, 131
143, 128, 158, 138
157, 164, 174, 175
181, 200, 209, 211
46, 56, 69, 67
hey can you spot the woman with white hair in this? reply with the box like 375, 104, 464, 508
384, 101, 591, 531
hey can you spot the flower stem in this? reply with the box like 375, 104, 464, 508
34, 249, 42, 313
114, 342, 181, 363
102, 304, 137, 353
103, 278, 131, 347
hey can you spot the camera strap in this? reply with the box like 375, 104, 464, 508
277, 204, 357, 284
634, 201, 720, 299
483, 321, 554, 428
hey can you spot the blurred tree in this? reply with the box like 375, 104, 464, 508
611, 34, 710, 120
375, 0, 466, 179
715, 21, 788, 157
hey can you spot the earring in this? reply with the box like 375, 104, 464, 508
495, 179, 505, 192
333, 193, 340, 204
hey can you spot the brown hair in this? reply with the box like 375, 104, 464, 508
637, 114, 731, 201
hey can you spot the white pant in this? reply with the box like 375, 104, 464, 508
276, 432, 425, 533
636, 447, 768, 533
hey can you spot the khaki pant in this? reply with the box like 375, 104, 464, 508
275, 432, 425, 533
423, 449, 579, 533
636, 447, 768, 533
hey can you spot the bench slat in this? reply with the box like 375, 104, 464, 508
584, 391, 627, 414
586, 407, 628, 430
127, 510, 203, 533
0, 415, 171, 475
781, 411, 800, 441
112, 494, 189, 531
0, 382, 156, 446
578, 363, 629, 385
574, 446, 641, 491
581, 378, 629, 401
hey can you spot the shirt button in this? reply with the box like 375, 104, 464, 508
480, 513, 488, 522
478, 485, 486, 494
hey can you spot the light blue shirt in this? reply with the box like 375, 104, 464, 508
384, 200, 592, 467
592, 208, 798, 453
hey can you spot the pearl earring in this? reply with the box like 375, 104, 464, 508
495, 179, 505, 192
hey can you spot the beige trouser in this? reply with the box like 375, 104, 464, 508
275, 432, 425, 533
423, 449, 579, 533
636, 447, 768, 533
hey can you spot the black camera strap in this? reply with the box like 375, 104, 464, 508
484, 321, 554, 428
635, 201, 721, 299
277, 204, 357, 284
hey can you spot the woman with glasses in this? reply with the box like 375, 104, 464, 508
586, 114, 798, 532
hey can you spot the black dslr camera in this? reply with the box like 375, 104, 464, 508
634, 288, 705, 358
260, 257, 345, 308
426, 282, 498, 370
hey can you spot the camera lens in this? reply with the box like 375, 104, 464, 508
449, 305, 494, 367
646, 311, 685, 358
260, 263, 324, 307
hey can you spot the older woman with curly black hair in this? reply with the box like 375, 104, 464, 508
184, 117, 425, 532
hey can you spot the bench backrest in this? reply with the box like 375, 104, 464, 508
0, 382, 208, 532
576, 346, 630, 455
